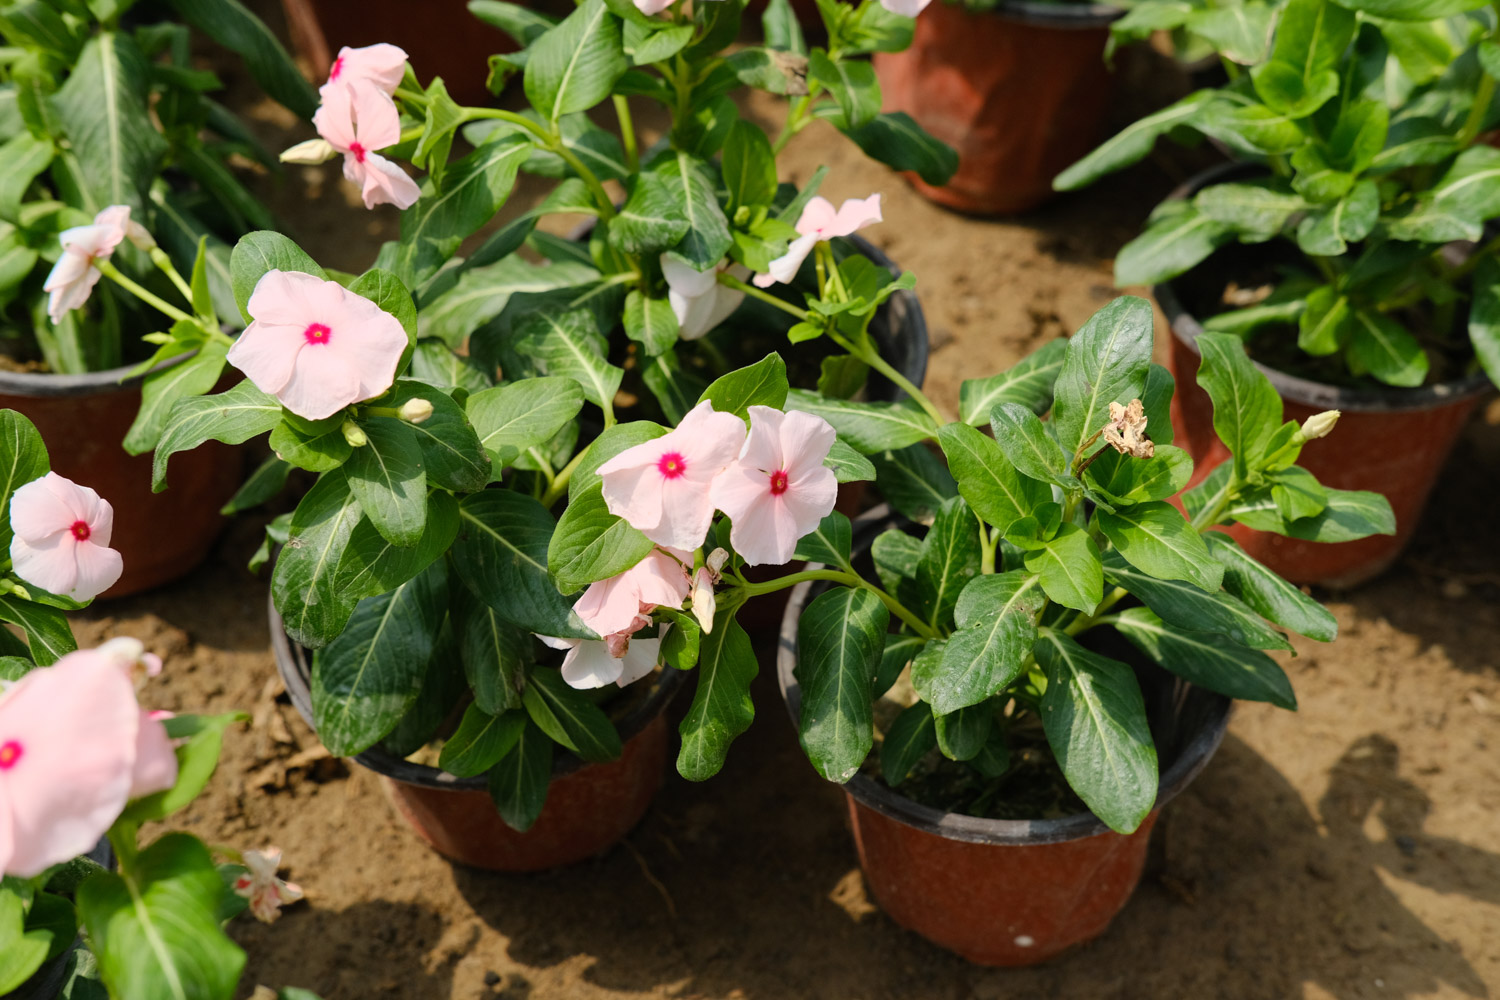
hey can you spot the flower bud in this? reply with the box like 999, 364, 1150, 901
1300, 410, 1340, 441
691, 567, 717, 634
341, 419, 369, 447
279, 138, 338, 165
126, 220, 156, 252
398, 398, 434, 424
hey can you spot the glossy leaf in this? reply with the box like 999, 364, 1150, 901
1024, 523, 1103, 614
1206, 533, 1337, 641
1102, 550, 1291, 650
937, 422, 1049, 535
548, 482, 656, 593
1096, 501, 1223, 592
677, 611, 758, 780
795, 587, 888, 782
957, 337, 1068, 425
452, 490, 591, 638
1115, 607, 1296, 708
1051, 295, 1154, 460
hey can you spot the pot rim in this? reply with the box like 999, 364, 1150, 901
774, 507, 1233, 847
268, 596, 688, 791
980, 0, 1122, 28
0, 348, 207, 399
1154, 161, 1495, 415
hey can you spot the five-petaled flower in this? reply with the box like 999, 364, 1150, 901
574, 548, 692, 639
320, 43, 408, 100
754, 195, 883, 288
227, 269, 408, 421
711, 407, 838, 566
598, 401, 746, 551
661, 255, 749, 340
233, 847, 305, 924
10, 472, 124, 602
0, 643, 176, 877
313, 80, 420, 210
1101, 399, 1155, 459
542, 634, 664, 690
43, 205, 150, 323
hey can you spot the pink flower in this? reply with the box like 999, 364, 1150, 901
227, 269, 408, 421
321, 43, 408, 98
691, 547, 727, 632
573, 548, 691, 638
879, 0, 932, 14
313, 81, 420, 210
598, 401, 746, 550
634, 0, 677, 13
0, 651, 143, 877
661, 255, 749, 340
541, 634, 664, 690
43, 206, 135, 323
9, 472, 123, 602
753, 195, 883, 288
233, 847, 304, 924
711, 406, 838, 566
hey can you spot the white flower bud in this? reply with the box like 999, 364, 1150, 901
398, 398, 434, 424
341, 420, 369, 447
279, 138, 338, 165
1300, 410, 1340, 441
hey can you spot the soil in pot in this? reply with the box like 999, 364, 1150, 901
1158, 227, 1492, 589
271, 606, 687, 872
873, 0, 1120, 216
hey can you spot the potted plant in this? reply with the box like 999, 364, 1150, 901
748, 296, 1390, 964
1055, 0, 1498, 586
0, 0, 316, 596
0, 409, 313, 1000
871, 0, 1120, 215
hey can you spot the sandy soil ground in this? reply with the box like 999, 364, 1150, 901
64, 10, 1500, 999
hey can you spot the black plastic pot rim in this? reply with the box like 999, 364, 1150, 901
774, 507, 1233, 848
1155, 161, 1495, 415
0, 348, 206, 399
967, 0, 1122, 29
268, 596, 688, 792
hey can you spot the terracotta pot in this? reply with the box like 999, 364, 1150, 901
279, 0, 518, 106
775, 510, 1232, 966
873, 0, 1120, 216
1155, 164, 1494, 589
0, 361, 242, 598
1, 839, 113, 1000
272, 602, 686, 872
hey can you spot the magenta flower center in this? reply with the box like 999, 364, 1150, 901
348, 141, 367, 164
0, 740, 22, 770
768, 469, 790, 496
303, 322, 333, 346
329, 55, 345, 81
656, 452, 687, 480
70, 520, 91, 541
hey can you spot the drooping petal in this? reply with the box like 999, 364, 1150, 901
561, 642, 624, 689
356, 152, 422, 211
574, 574, 648, 640
879, 0, 932, 14
753, 232, 818, 288
348, 83, 402, 151
631, 549, 692, 609
277, 342, 363, 421
128, 710, 178, 799
327, 43, 409, 93
634, 0, 677, 13
69, 538, 124, 602
660, 254, 718, 299
312, 85, 358, 151
615, 637, 661, 687
828, 194, 883, 237
42, 249, 96, 296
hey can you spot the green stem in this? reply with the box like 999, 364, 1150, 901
98, 261, 192, 325
718, 273, 809, 320
148, 248, 193, 305
542, 445, 592, 507
1458, 49, 1499, 147
825, 327, 945, 426
738, 568, 940, 640
1062, 587, 1128, 636
463, 107, 552, 143
772, 95, 812, 155
978, 518, 997, 574
550, 132, 617, 221
613, 95, 639, 173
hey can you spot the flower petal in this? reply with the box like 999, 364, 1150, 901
561, 642, 623, 689
739, 406, 787, 474
795, 196, 838, 237
277, 342, 363, 421
357, 152, 422, 211
11, 532, 78, 598
69, 539, 123, 602
753, 232, 818, 288
616, 637, 661, 687
10, 473, 88, 540
128, 710, 178, 799
829, 194, 883, 237
779, 408, 838, 478
226, 320, 307, 397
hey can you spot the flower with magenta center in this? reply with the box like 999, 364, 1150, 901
321, 43, 408, 98
598, 401, 746, 550
754, 194, 883, 289
227, 269, 408, 421
711, 406, 839, 566
42, 205, 139, 323
313, 80, 420, 210
9, 472, 123, 602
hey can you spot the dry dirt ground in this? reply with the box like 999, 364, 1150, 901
66, 12, 1500, 999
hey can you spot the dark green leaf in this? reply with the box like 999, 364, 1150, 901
677, 612, 758, 780
795, 586, 888, 782
1114, 607, 1296, 708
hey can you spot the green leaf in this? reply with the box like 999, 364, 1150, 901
121, 712, 241, 824
439, 706, 527, 777
914, 572, 1042, 715
77, 834, 245, 1000
1194, 96, 1305, 155
1115, 203, 1235, 286
1102, 550, 1291, 649
269, 419, 350, 473
722, 118, 778, 212
512, 308, 623, 410
0, 410, 50, 553
1084, 445, 1193, 505
957, 337, 1068, 426
915, 496, 982, 630
1096, 501, 1222, 592
1114, 607, 1296, 708
1329, 0, 1486, 18
934, 702, 993, 762
228, 231, 326, 323
413, 78, 464, 186
1195, 332, 1282, 475
421, 256, 598, 348
312, 561, 447, 755
123, 342, 229, 456
1054, 91, 1216, 191
165, 0, 319, 116
380, 615, 466, 757
1228, 484, 1395, 542
809, 50, 879, 129
455, 583, 529, 713
1206, 533, 1336, 641
469, 0, 558, 45
548, 483, 656, 593
1052, 295, 1155, 460
623, 290, 679, 356
1034, 629, 1158, 834
867, 443, 955, 523
1349, 310, 1428, 388
453, 491, 590, 638
410, 340, 494, 394
1024, 523, 1103, 614
0, 133, 53, 223
699, 353, 789, 419
791, 511, 853, 568
785, 390, 939, 454
1194, 180, 1306, 240
824, 436, 876, 484
523, 667, 622, 762
989, 402, 1072, 487
677, 611, 758, 780
344, 419, 426, 547
466, 376, 585, 476
0, 595, 75, 665
487, 719, 553, 831
568, 421, 667, 500
875, 632, 925, 698
1469, 255, 1500, 389
1186, 1, 1274, 63
382, 381, 490, 492
608, 171, 689, 257
1251, 0, 1357, 117
1369, 117, 1462, 172
0, 887, 51, 993
523, 0, 627, 122
938, 422, 1049, 535
834, 111, 958, 187
795, 586, 888, 782
271, 470, 363, 647
1297, 284, 1353, 355
879, 702, 935, 785
652, 151, 733, 269
763, 0, 807, 52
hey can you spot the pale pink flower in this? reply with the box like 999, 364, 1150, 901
634, 0, 677, 13
9, 472, 123, 602
880, 0, 932, 15
753, 195, 883, 288
43, 206, 139, 323
691, 547, 728, 632
321, 43, 408, 98
313, 81, 419, 210
233, 847, 304, 924
130, 708, 178, 800
95, 636, 163, 686
598, 401, 746, 550
227, 269, 408, 421
0, 652, 140, 877
540, 634, 664, 690
711, 406, 838, 566
573, 548, 691, 638
661, 256, 749, 339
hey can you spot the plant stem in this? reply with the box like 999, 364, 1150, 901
978, 517, 997, 574
542, 445, 592, 507
1459, 47, 1499, 147
614, 95, 639, 173
551, 135, 617, 221
1062, 587, 1128, 636
825, 327, 946, 425
98, 261, 193, 325
463, 107, 552, 142
718, 273, 809, 320
148, 248, 194, 305
737, 567, 940, 639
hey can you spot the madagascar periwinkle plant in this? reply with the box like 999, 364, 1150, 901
0, 412, 306, 1000
0, 0, 314, 376
1061, 0, 1500, 390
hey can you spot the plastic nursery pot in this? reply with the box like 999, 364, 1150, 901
1156, 164, 1494, 589
0, 358, 242, 598
1, 839, 114, 1000
872, 0, 1121, 216
279, 0, 517, 107
774, 510, 1232, 966
270, 602, 687, 872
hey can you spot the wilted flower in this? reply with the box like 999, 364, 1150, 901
661, 255, 749, 340
321, 43, 408, 98
711, 407, 838, 566
9, 472, 124, 602
754, 194, 883, 288
1101, 399, 1155, 459
541, 634, 664, 690
573, 548, 692, 639
233, 847, 304, 924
